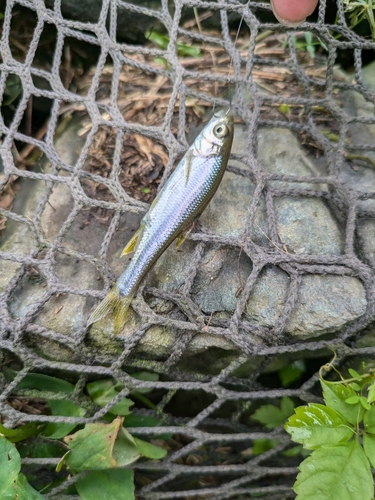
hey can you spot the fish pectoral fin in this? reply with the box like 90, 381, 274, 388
121, 228, 141, 256
175, 221, 196, 248
87, 284, 133, 335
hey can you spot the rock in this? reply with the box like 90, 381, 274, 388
2, 73, 374, 368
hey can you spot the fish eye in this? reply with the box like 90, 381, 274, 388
214, 124, 227, 138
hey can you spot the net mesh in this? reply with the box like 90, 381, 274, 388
1, 0, 375, 498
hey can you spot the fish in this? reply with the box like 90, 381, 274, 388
88, 108, 234, 334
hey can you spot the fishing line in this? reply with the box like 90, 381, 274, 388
227, 0, 250, 110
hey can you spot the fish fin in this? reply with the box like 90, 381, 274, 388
150, 193, 160, 211
185, 150, 193, 184
121, 228, 141, 256
87, 285, 133, 334
87, 284, 121, 326
113, 295, 133, 335
175, 221, 196, 248
175, 232, 186, 248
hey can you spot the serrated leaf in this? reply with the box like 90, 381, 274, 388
294, 440, 373, 500
279, 360, 306, 387
86, 379, 134, 416
367, 383, 375, 404
285, 403, 354, 450
364, 406, 375, 433
252, 396, 295, 428
321, 379, 363, 425
76, 469, 135, 500
44, 399, 86, 439
363, 433, 375, 468
64, 417, 123, 470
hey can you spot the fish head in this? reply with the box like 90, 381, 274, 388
194, 109, 234, 156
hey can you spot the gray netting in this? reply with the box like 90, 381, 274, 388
1, 0, 375, 498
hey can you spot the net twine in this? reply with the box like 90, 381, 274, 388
0, 0, 375, 498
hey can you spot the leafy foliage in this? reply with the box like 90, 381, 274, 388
342, 0, 375, 40
285, 359, 375, 500
251, 396, 295, 428
0, 371, 166, 499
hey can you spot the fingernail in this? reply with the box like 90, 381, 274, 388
270, 0, 306, 27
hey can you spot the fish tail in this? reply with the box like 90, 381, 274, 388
87, 284, 133, 334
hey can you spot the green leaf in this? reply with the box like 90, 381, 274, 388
252, 438, 278, 456
348, 368, 362, 381
124, 414, 161, 428
130, 371, 159, 395
0, 422, 44, 443
283, 445, 307, 457
44, 399, 86, 439
294, 440, 374, 500
176, 43, 201, 58
0, 437, 21, 495
146, 31, 169, 50
349, 382, 361, 392
279, 360, 306, 387
86, 379, 134, 416
345, 396, 360, 405
321, 379, 363, 425
19, 441, 66, 459
64, 417, 122, 470
360, 396, 371, 411
5, 473, 45, 500
76, 469, 135, 500
364, 406, 375, 433
17, 373, 74, 393
251, 396, 295, 429
0, 437, 44, 499
285, 403, 354, 450
367, 383, 375, 404
112, 428, 141, 467
133, 436, 167, 459
363, 433, 375, 468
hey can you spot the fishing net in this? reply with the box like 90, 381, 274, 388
1, 0, 375, 498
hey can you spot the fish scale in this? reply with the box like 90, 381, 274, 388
88, 109, 234, 333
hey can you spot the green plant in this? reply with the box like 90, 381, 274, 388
342, 0, 375, 40
0, 371, 166, 498
285, 358, 375, 500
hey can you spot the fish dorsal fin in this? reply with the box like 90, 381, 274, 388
185, 150, 193, 184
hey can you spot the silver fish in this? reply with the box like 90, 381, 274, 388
88, 109, 234, 333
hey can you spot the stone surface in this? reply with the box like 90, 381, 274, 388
2, 71, 375, 362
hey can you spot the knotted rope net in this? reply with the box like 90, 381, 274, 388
1, 0, 375, 498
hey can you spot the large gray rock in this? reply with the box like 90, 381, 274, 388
2, 73, 374, 364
